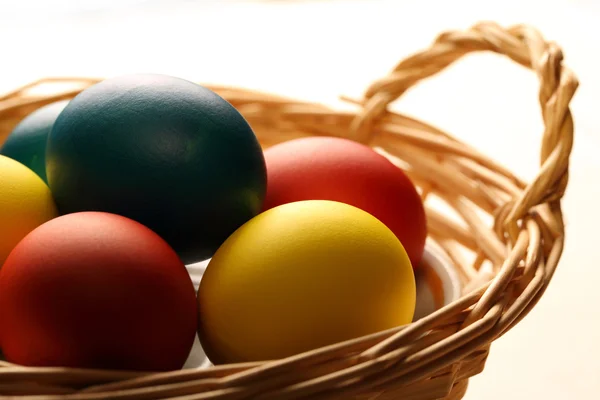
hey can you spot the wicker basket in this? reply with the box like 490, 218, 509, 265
0, 22, 578, 399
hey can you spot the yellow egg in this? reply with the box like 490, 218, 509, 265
0, 155, 58, 266
197, 200, 416, 364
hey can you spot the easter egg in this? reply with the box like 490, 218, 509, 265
197, 200, 416, 364
46, 74, 267, 263
0, 155, 57, 267
263, 136, 427, 269
0, 212, 198, 371
0, 100, 69, 183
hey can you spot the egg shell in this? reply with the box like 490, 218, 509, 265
263, 136, 427, 269
197, 200, 416, 364
0, 100, 69, 183
0, 155, 58, 267
46, 74, 267, 264
0, 212, 198, 372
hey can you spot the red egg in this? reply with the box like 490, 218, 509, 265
0, 212, 198, 372
263, 136, 427, 269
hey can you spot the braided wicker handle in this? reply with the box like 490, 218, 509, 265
351, 22, 578, 233
341, 21, 579, 355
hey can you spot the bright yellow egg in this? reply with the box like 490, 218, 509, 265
197, 200, 416, 364
0, 155, 58, 266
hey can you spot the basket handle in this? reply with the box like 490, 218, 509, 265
350, 22, 578, 229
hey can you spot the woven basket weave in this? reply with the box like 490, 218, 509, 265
0, 22, 578, 399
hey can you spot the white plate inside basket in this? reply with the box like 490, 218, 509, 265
182, 240, 462, 369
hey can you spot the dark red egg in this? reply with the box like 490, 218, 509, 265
0, 212, 198, 372
263, 136, 427, 269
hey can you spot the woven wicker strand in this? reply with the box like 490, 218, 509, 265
0, 21, 578, 400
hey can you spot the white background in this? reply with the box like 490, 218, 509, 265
1, 0, 598, 398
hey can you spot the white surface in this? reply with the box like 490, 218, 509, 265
421, 240, 462, 308
1, 0, 598, 398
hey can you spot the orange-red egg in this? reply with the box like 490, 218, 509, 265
0, 212, 197, 372
263, 136, 427, 269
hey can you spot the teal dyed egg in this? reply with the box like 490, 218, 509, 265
1, 100, 69, 183
46, 74, 267, 263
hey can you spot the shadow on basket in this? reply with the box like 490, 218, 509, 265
0, 21, 578, 400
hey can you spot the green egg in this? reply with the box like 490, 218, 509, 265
46, 74, 267, 263
1, 100, 69, 183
